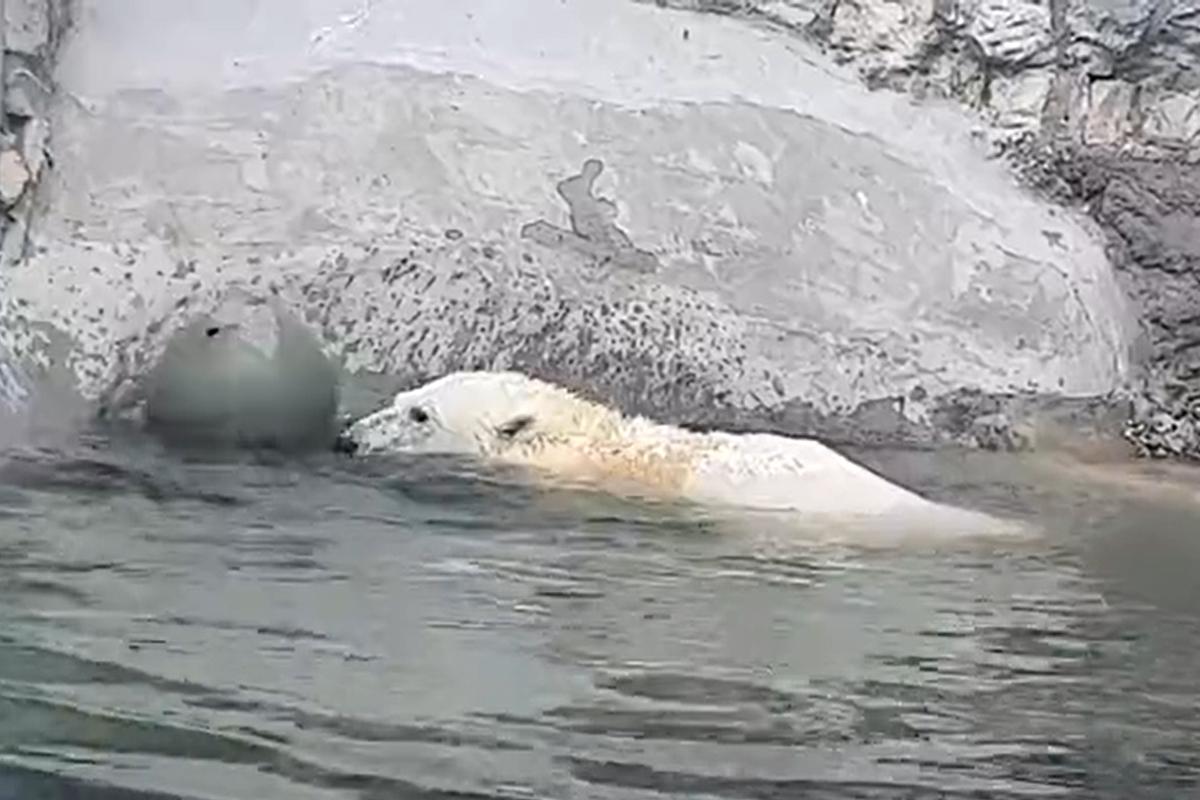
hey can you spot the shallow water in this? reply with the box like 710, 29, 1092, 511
1, 429, 1198, 799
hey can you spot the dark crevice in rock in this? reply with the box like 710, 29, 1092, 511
1003, 137, 1200, 459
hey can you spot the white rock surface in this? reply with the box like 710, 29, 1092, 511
2, 0, 50, 56
0, 148, 29, 206
659, 0, 1200, 154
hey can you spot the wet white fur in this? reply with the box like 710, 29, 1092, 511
344, 371, 1019, 536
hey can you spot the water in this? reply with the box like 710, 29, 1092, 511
1, 428, 1198, 799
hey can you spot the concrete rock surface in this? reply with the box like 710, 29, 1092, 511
6, 0, 1197, 453
654, 0, 1200, 150
0, 0, 1141, 449
646, 0, 1200, 456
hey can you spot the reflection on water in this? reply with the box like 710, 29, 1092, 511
0, 429, 1198, 799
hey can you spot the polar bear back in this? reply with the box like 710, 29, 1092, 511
684, 431, 936, 515
340, 370, 1023, 535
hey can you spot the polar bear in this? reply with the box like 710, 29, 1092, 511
338, 370, 1024, 537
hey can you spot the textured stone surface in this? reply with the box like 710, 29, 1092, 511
27, 0, 1200, 455
3, 0, 50, 57
1012, 143, 1200, 457
642, 0, 1200, 457
0, 0, 1139, 449
0, 147, 29, 206
648, 0, 1200, 151
0, 0, 71, 439
0, 0, 68, 265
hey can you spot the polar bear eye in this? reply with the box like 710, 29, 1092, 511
408, 406, 430, 424
497, 414, 534, 439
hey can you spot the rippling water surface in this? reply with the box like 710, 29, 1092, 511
1, 428, 1198, 799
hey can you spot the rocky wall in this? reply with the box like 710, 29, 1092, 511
0, 0, 1181, 455
0, 0, 1145, 450
0, 0, 70, 443
646, 0, 1200, 455
0, 0, 67, 255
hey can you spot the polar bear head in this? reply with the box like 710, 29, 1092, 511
337, 371, 620, 457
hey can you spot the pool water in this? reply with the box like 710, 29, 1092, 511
0, 428, 1198, 799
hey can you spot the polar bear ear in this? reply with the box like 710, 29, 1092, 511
496, 414, 535, 441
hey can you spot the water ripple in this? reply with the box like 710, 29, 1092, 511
1, 437, 1198, 798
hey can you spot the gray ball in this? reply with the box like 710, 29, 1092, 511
143, 297, 339, 451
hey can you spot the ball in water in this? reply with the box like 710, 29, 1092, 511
143, 298, 339, 451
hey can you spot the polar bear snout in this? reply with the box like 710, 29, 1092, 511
337, 410, 399, 455
332, 426, 358, 454
336, 398, 454, 455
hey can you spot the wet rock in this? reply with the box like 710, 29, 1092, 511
1012, 143, 1200, 458
0, 147, 30, 207
645, 0, 1200, 458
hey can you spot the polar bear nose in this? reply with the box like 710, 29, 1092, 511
332, 430, 358, 454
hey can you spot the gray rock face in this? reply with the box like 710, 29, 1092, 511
647, 0, 1200, 456
0, 0, 1139, 448
0, 0, 68, 261
653, 0, 1200, 153
0, 0, 1171, 451
1015, 143, 1200, 457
